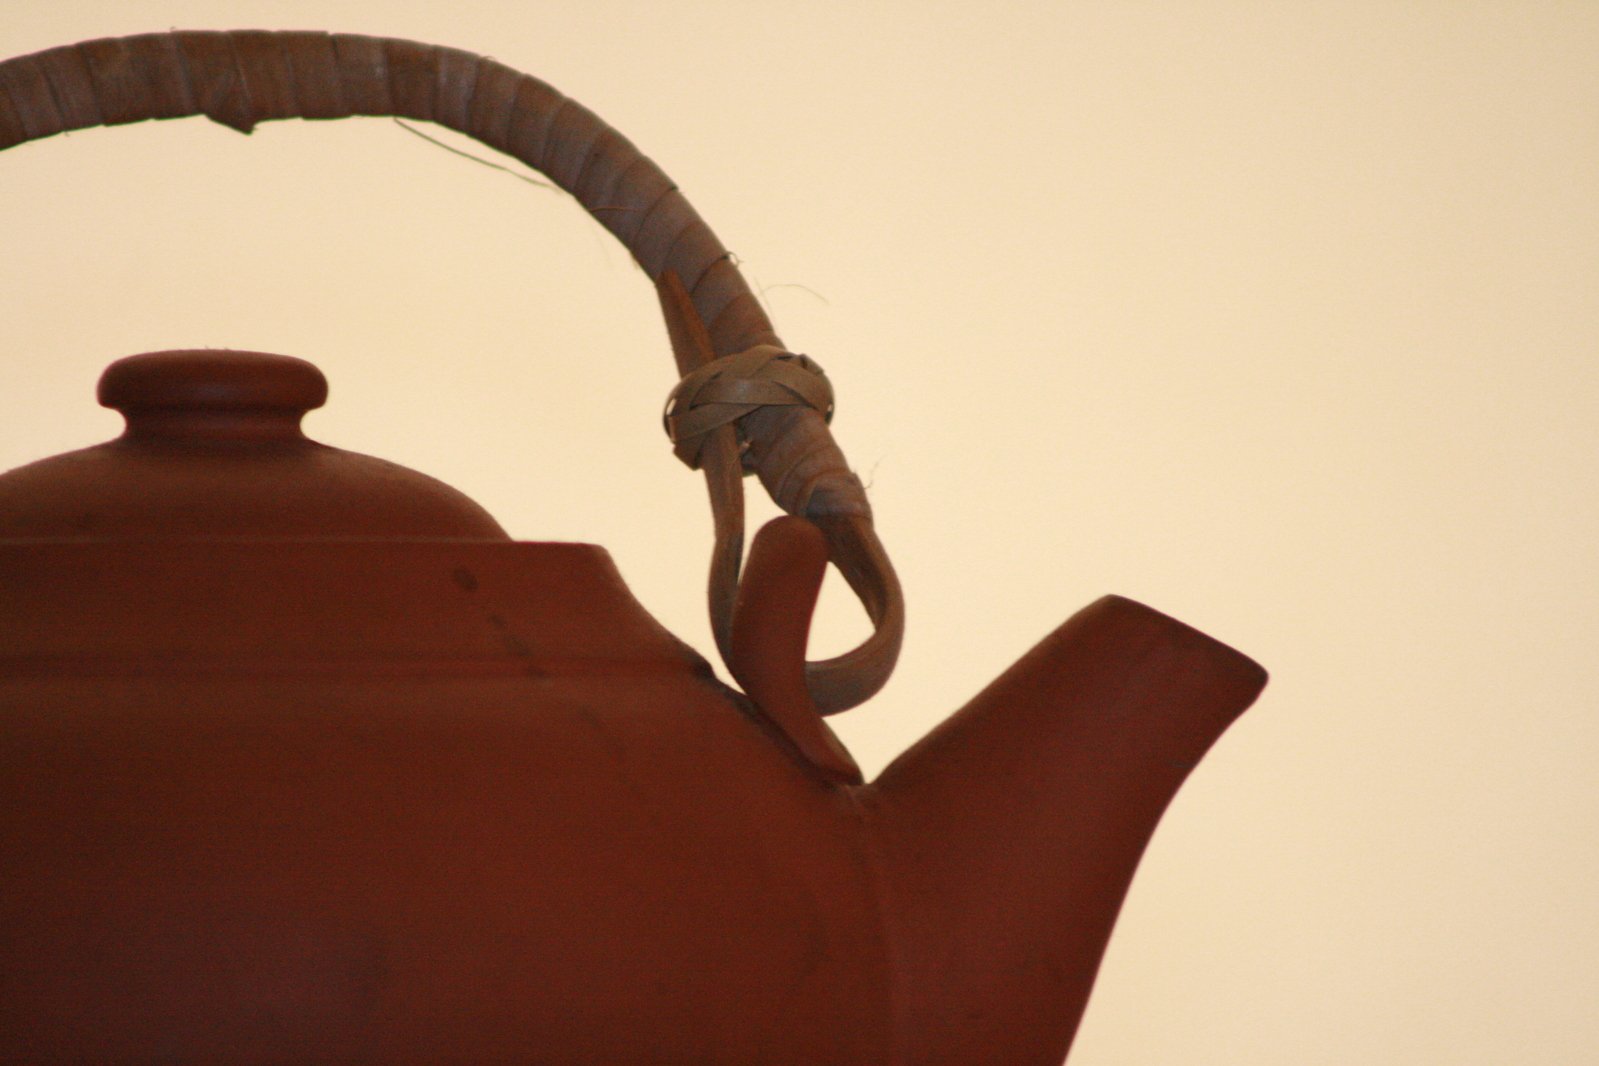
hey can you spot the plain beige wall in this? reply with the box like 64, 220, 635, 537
3, 2, 1595, 1062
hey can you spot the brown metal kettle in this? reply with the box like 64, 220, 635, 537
0, 32, 1267, 1064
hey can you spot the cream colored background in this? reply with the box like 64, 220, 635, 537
3, 2, 1595, 1062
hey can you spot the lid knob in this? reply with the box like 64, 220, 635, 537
98, 350, 328, 441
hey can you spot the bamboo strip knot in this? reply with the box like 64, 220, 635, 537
664, 345, 833, 470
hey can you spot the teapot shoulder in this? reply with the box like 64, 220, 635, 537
0, 539, 694, 671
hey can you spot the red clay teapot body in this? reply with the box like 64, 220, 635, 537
0, 32, 1266, 1064
0, 350, 1264, 1064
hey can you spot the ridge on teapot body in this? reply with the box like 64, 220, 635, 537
0, 350, 1265, 1064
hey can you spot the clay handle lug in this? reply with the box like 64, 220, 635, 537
728, 517, 864, 786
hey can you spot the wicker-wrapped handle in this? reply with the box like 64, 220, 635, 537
0, 30, 902, 713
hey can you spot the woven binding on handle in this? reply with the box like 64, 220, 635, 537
0, 30, 903, 713
664, 346, 833, 471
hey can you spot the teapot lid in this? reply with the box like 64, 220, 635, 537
0, 350, 509, 541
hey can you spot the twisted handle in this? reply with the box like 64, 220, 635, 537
0, 30, 902, 712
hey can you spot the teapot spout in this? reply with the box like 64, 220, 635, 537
858, 595, 1266, 1064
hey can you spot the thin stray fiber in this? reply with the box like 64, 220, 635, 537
393, 117, 554, 190
761, 282, 831, 306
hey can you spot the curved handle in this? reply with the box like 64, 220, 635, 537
0, 30, 902, 712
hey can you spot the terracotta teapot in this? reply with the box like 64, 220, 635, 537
0, 32, 1267, 1064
